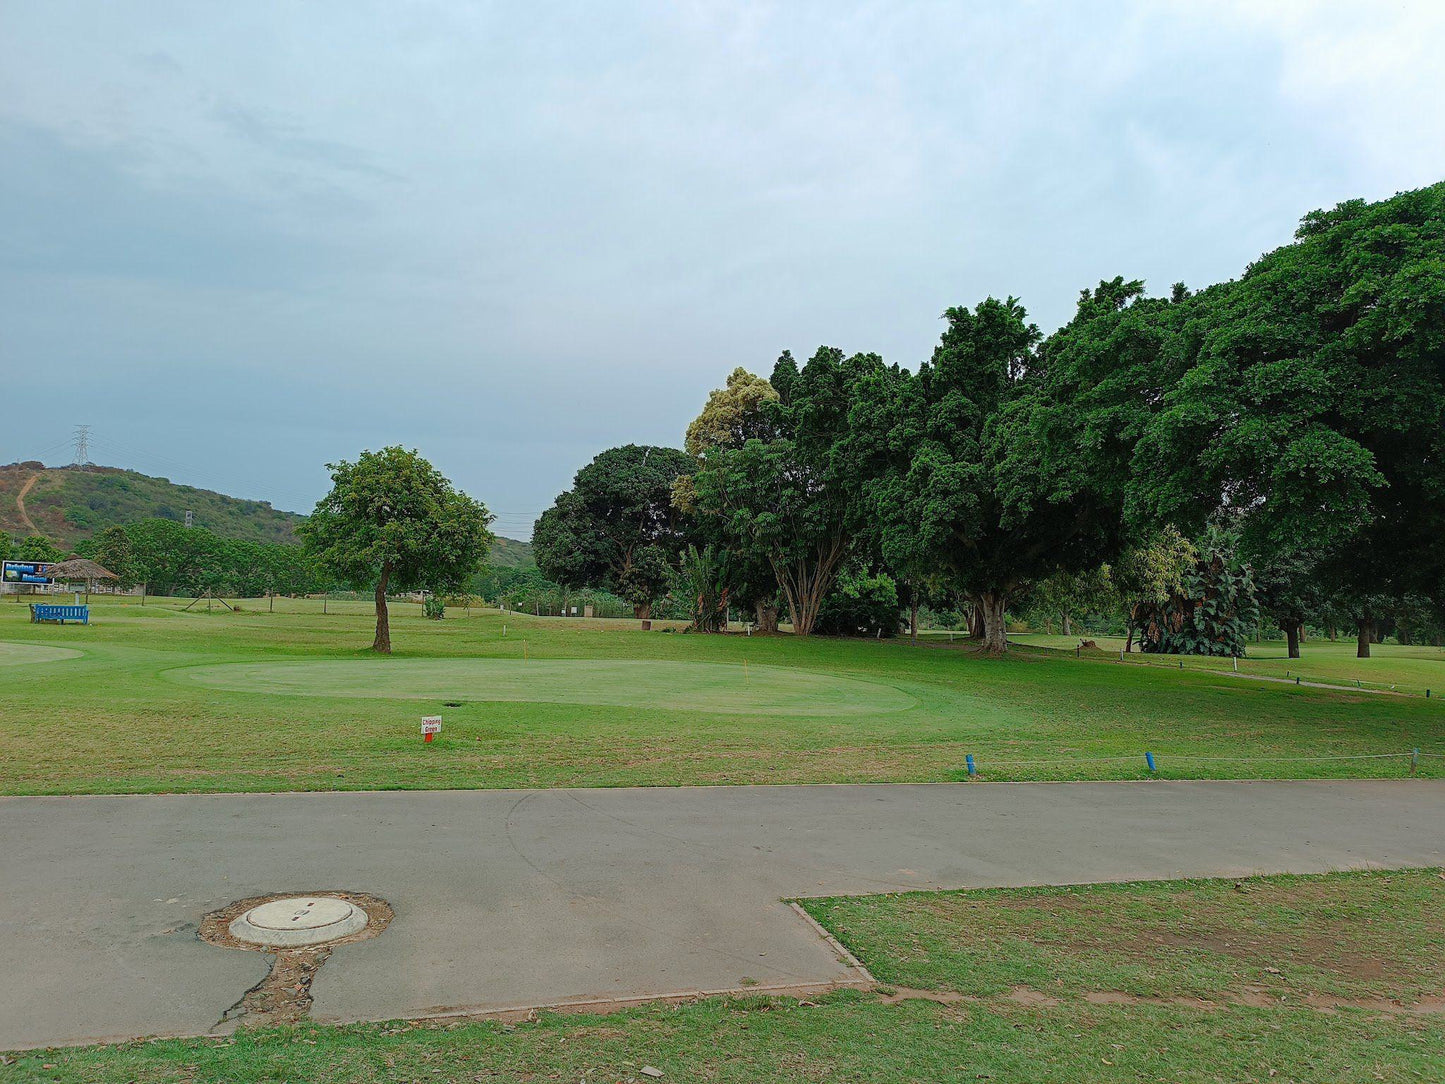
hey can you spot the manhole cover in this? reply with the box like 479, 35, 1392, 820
229, 896, 370, 947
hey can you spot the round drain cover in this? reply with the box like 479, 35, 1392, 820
229, 896, 369, 947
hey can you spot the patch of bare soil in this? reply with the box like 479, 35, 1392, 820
200, 891, 393, 1029
877, 983, 1445, 1016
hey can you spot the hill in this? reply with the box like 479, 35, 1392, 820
0, 462, 303, 547
487, 534, 534, 569
0, 462, 534, 568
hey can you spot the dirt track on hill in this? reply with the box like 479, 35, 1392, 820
14, 472, 38, 533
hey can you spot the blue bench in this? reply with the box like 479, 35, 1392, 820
30, 603, 89, 625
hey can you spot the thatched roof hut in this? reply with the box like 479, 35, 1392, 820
43, 557, 119, 602
43, 558, 118, 583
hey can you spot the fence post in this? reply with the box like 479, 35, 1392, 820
965, 754, 977, 778
1145, 751, 1157, 773
1411, 748, 1420, 776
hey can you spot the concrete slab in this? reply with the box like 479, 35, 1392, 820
2, 779, 1443, 1049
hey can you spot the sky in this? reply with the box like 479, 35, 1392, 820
3, 1, 1443, 540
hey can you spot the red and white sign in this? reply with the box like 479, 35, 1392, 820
421, 716, 443, 742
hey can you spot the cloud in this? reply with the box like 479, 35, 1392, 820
1, 1, 1441, 530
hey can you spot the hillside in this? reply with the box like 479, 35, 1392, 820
487, 534, 534, 569
0, 463, 303, 547
0, 461, 534, 568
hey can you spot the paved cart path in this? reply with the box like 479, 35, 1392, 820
3, 780, 1444, 1049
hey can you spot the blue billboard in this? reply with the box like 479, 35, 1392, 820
2, 561, 53, 585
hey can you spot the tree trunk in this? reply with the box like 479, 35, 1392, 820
1061, 611, 1072, 637
771, 539, 846, 637
979, 590, 1008, 655
634, 600, 652, 621
754, 599, 779, 634
268, 592, 274, 613
372, 562, 392, 654
1284, 621, 1301, 659
1356, 615, 1372, 659
910, 600, 919, 642
1326, 624, 1336, 641
968, 599, 985, 640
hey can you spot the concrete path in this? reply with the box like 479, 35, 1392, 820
3, 779, 1444, 1049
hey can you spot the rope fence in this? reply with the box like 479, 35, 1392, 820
961, 748, 1439, 776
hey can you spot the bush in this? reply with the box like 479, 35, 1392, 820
816, 570, 900, 637
423, 595, 446, 620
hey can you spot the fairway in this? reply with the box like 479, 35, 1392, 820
165, 657, 916, 716
4, 597, 1445, 794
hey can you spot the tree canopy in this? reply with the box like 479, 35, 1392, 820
300, 447, 493, 652
537, 180, 1445, 655
532, 444, 694, 620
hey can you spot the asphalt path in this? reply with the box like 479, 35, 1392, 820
3, 779, 1443, 1049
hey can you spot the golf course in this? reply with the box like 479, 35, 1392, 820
3, 596, 1443, 796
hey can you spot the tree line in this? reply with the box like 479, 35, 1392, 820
1, 522, 327, 599
533, 182, 1445, 657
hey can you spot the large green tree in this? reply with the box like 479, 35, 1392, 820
16, 535, 64, 563
300, 447, 492, 653
677, 367, 785, 631
691, 348, 873, 636
532, 444, 694, 621
1131, 182, 1445, 657
848, 297, 1128, 653
91, 525, 137, 590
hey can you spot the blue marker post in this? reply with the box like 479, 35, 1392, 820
1145, 751, 1157, 773
966, 754, 977, 778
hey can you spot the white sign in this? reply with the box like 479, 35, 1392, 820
421, 716, 443, 735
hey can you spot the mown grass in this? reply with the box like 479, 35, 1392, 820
799, 867, 1445, 1006
11, 870, 1444, 1083
1009, 631, 1445, 695
1, 596, 1443, 794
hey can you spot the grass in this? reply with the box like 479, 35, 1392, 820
11, 870, 1443, 1082
1008, 631, 1445, 696
798, 867, 1445, 1007
2, 595, 1444, 794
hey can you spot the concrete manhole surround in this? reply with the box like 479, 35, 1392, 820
200, 891, 393, 1028
201, 891, 392, 952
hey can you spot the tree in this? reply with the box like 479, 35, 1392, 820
1253, 553, 1324, 659
533, 444, 694, 621
0, 531, 10, 564
1027, 566, 1111, 637
677, 367, 784, 631
684, 367, 780, 456
1130, 182, 1445, 659
16, 535, 63, 563
300, 447, 493, 653
1110, 526, 1197, 652
91, 525, 137, 590
691, 348, 872, 636
126, 519, 223, 596
847, 297, 1127, 653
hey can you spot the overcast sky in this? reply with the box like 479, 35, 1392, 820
3, 1, 1443, 538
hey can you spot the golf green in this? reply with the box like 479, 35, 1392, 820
0, 641, 83, 666
164, 657, 917, 716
